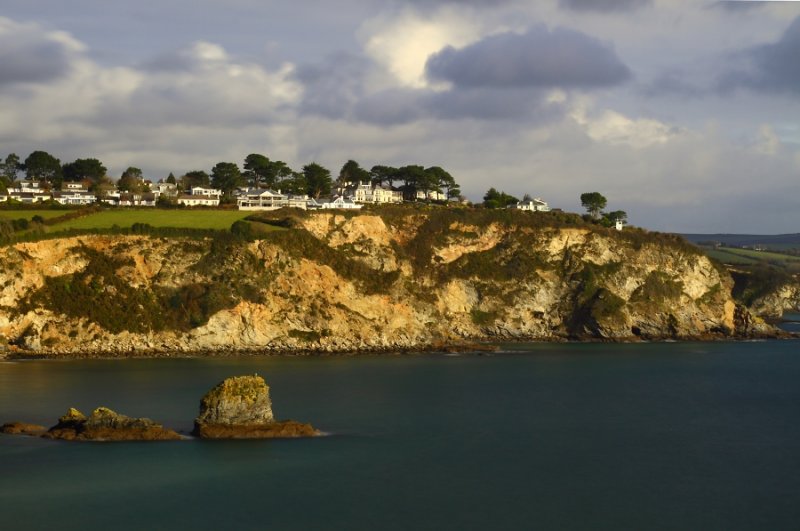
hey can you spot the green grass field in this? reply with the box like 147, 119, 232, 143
720, 247, 800, 262
0, 210, 71, 221
704, 248, 762, 265
47, 209, 255, 231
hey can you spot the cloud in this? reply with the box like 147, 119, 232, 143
641, 70, 705, 98
352, 86, 566, 125
425, 26, 631, 89
711, 1, 766, 12
558, 0, 652, 13
361, 10, 480, 87
0, 25, 302, 177
721, 16, 800, 94
294, 52, 373, 120
0, 17, 81, 86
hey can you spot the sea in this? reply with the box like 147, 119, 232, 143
2, 333, 799, 530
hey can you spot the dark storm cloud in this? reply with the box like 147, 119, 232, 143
294, 52, 372, 120
352, 85, 565, 126
0, 32, 72, 86
558, 0, 651, 12
721, 16, 800, 94
425, 27, 631, 89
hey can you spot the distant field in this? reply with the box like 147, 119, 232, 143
704, 248, 762, 265
721, 247, 800, 262
702, 246, 800, 274
47, 209, 255, 231
0, 210, 71, 221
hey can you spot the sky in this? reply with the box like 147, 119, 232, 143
1, 0, 799, 233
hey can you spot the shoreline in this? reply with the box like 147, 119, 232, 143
3, 331, 795, 361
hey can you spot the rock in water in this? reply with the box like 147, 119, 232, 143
195, 375, 275, 425
193, 375, 319, 439
42, 407, 182, 441
0, 422, 47, 436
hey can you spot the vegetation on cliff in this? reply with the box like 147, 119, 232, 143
0, 207, 774, 356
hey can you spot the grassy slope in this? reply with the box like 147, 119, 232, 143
47, 209, 254, 231
0, 210, 70, 221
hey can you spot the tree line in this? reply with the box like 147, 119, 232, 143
0, 151, 461, 203
482, 188, 627, 226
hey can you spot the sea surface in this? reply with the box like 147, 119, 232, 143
1, 341, 799, 530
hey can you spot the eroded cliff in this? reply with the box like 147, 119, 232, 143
0, 209, 774, 356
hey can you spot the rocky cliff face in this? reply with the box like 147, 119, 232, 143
0, 209, 775, 357
748, 282, 800, 319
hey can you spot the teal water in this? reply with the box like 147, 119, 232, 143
1, 341, 799, 530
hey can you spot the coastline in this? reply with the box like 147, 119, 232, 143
3, 330, 795, 361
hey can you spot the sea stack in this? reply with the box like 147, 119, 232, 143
193, 375, 319, 439
41, 407, 182, 441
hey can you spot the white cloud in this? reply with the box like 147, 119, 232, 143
0, 20, 301, 177
570, 99, 677, 148
359, 8, 483, 87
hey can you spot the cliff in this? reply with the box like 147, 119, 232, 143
0, 208, 776, 357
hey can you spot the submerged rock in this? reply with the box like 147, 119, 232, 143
193, 375, 319, 439
42, 407, 182, 441
0, 422, 47, 436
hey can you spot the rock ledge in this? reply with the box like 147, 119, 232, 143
42, 407, 182, 441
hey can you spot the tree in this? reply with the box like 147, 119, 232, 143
181, 170, 210, 190
243, 154, 292, 189
302, 163, 332, 199
370, 165, 398, 188
483, 188, 518, 209
425, 166, 458, 200
24, 150, 62, 184
601, 210, 627, 227
281, 171, 307, 195
118, 167, 146, 193
93, 175, 116, 197
580, 192, 607, 219
166, 172, 177, 184
62, 158, 107, 187
243, 153, 270, 188
395, 165, 428, 200
0, 153, 21, 187
210, 162, 244, 198
338, 159, 370, 184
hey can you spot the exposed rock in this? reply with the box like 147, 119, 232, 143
193, 375, 319, 439
0, 422, 47, 436
749, 282, 800, 319
42, 407, 182, 441
0, 211, 784, 357
193, 420, 318, 439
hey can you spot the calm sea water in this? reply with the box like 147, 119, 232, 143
2, 341, 799, 530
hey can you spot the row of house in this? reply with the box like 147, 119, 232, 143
1, 180, 566, 220
0, 181, 224, 207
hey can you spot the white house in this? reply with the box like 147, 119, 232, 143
190, 186, 222, 198
509, 198, 550, 212
52, 189, 96, 206
14, 181, 46, 193
177, 194, 219, 207
615, 219, 625, 231
152, 182, 178, 198
312, 196, 363, 210
344, 182, 403, 204
7, 190, 50, 203
415, 189, 447, 201
236, 188, 289, 210
102, 192, 157, 207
